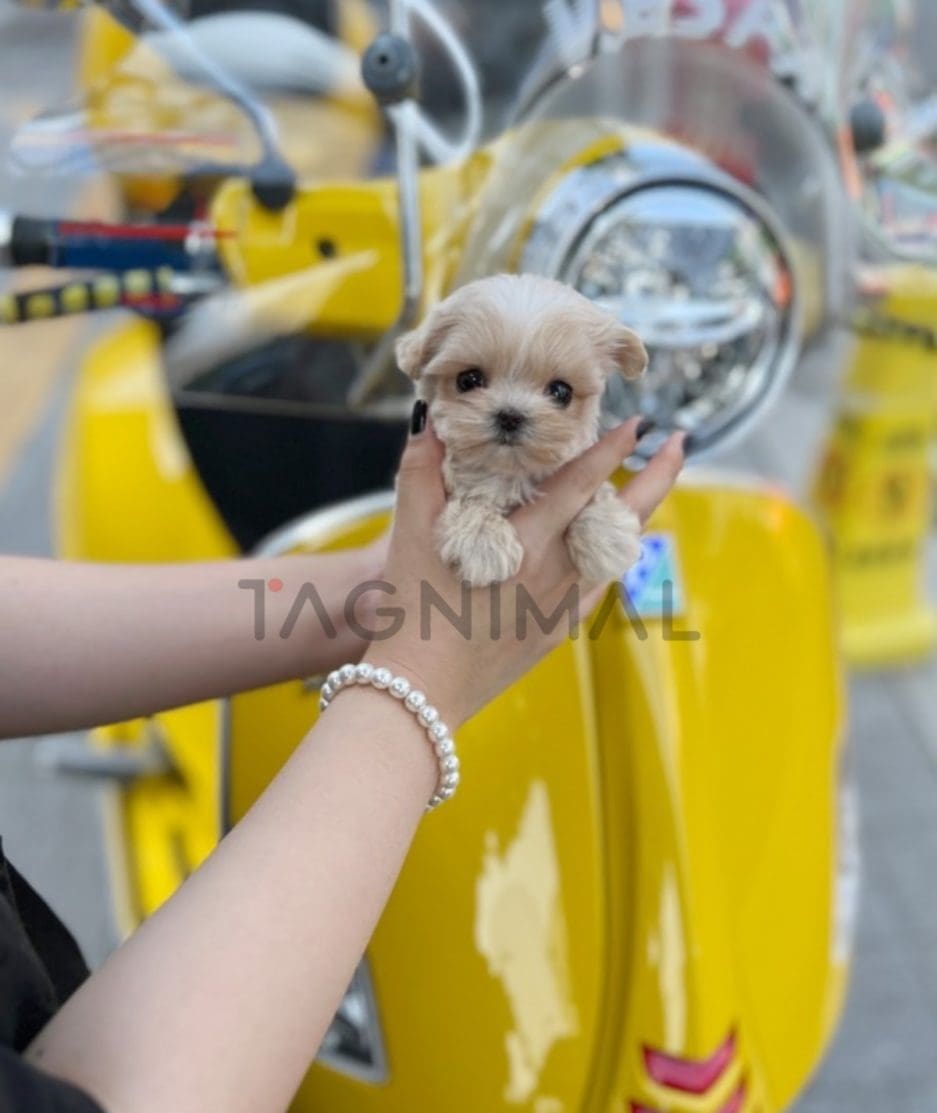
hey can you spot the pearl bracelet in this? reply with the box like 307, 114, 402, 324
318, 662, 460, 810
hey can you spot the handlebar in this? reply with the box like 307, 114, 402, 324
0, 267, 178, 324
0, 213, 221, 273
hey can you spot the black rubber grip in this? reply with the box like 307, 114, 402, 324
10, 216, 55, 267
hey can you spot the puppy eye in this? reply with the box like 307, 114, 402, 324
546, 379, 573, 407
456, 368, 487, 393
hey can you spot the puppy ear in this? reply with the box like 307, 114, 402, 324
395, 304, 459, 382
608, 324, 648, 381
395, 325, 426, 381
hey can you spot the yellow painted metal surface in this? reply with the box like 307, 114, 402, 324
590, 481, 846, 1113
76, 6, 135, 91
56, 318, 235, 923
218, 479, 845, 1113
93, 705, 224, 925
209, 157, 482, 338
209, 123, 650, 339
56, 316, 235, 562
813, 265, 937, 666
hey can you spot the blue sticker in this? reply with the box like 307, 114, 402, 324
621, 532, 685, 619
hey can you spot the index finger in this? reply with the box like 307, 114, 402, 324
512, 417, 642, 550
620, 432, 687, 524
394, 417, 447, 533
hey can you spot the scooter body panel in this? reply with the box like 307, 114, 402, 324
219, 482, 846, 1113
57, 316, 236, 563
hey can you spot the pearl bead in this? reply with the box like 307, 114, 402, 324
389, 677, 410, 700
405, 689, 426, 712
314, 663, 461, 809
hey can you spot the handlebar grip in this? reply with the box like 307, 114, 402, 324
9, 216, 56, 267
2, 215, 218, 271
0, 268, 176, 324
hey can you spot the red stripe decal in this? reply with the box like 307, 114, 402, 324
58, 221, 232, 242
643, 1030, 737, 1094
720, 1081, 747, 1113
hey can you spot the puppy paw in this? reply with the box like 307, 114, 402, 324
438, 500, 524, 587
566, 496, 641, 584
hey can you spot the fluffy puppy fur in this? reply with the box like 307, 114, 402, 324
396, 274, 648, 587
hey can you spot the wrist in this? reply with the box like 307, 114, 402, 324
364, 647, 467, 733
320, 662, 461, 808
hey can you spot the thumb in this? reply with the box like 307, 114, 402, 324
394, 402, 447, 532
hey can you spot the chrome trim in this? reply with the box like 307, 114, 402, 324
348, 1, 423, 408
253, 490, 396, 560
0, 209, 12, 268
520, 148, 716, 278
520, 148, 804, 462
401, 0, 483, 165
389, 0, 423, 318
510, 2, 603, 125
100, 782, 139, 947
317, 959, 389, 1085
35, 733, 172, 782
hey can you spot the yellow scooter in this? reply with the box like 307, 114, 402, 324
3, 3, 861, 1110
812, 0, 937, 667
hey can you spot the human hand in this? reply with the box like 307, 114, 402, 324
367, 411, 685, 728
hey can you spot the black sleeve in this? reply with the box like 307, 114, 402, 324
0, 1046, 106, 1113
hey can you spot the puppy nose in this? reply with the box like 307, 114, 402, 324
495, 409, 526, 434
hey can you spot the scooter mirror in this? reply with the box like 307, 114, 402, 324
142, 11, 362, 97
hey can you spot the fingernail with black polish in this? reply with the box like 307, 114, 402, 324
681, 433, 695, 454
410, 399, 428, 436
636, 418, 654, 440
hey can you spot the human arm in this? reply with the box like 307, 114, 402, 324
24, 417, 684, 1113
0, 542, 386, 740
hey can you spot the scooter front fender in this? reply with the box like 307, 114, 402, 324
224, 474, 847, 1113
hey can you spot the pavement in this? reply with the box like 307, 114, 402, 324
2, 4, 937, 1110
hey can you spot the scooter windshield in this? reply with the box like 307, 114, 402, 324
426, 0, 858, 451
495, 0, 856, 335
7, 1, 860, 434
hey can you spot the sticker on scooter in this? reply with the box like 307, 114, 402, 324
621, 532, 685, 619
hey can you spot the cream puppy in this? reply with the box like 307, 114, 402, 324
396, 274, 648, 588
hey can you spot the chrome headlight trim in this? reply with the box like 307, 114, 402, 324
519, 147, 803, 460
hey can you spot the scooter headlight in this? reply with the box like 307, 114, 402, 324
520, 151, 801, 458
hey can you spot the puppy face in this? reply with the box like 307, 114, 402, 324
396, 274, 646, 482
